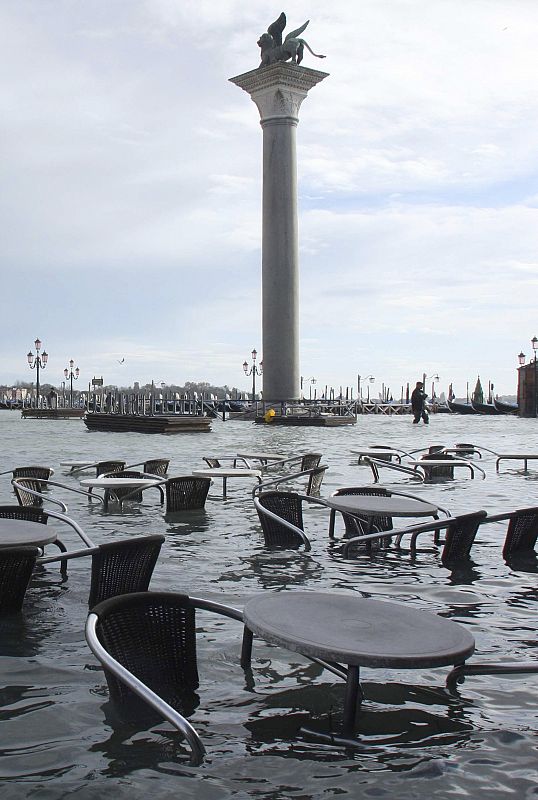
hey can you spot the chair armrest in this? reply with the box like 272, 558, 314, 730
341, 516, 454, 559
85, 613, 205, 764
42, 508, 95, 547
11, 479, 68, 513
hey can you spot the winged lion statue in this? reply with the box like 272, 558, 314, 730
257, 12, 326, 67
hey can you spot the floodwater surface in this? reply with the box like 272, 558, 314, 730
0, 411, 537, 799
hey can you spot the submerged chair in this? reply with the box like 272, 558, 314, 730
85, 591, 243, 764
143, 459, 170, 477
103, 471, 145, 504
253, 465, 328, 499
480, 506, 538, 561
12, 477, 103, 513
254, 491, 325, 551
419, 453, 456, 480
165, 477, 211, 512
12, 466, 54, 484
96, 460, 126, 477
39, 533, 165, 606
328, 486, 393, 540
342, 511, 487, 564
0, 546, 40, 612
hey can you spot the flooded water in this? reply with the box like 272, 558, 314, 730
0, 411, 537, 799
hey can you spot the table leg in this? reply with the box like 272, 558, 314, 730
240, 627, 253, 668
342, 665, 361, 735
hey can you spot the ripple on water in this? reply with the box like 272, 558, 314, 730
0, 412, 537, 798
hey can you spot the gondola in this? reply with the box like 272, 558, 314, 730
492, 398, 518, 414
471, 400, 503, 415
447, 399, 477, 415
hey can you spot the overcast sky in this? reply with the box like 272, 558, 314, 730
2, 0, 536, 397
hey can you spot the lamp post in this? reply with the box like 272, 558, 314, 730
243, 349, 263, 402
27, 338, 48, 408
517, 342, 537, 417
64, 359, 80, 408
357, 375, 375, 400
300, 376, 316, 400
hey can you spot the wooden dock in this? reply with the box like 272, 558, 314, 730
83, 413, 212, 434
255, 413, 356, 427
22, 408, 85, 420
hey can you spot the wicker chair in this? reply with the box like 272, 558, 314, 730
96, 460, 126, 477
85, 591, 243, 764
481, 507, 538, 562
203, 458, 221, 469
0, 546, 40, 612
300, 453, 322, 471
254, 491, 320, 550
12, 477, 103, 514
342, 510, 487, 563
103, 471, 145, 504
143, 459, 170, 477
39, 534, 165, 605
165, 477, 211, 512
419, 453, 456, 480
328, 486, 393, 539
12, 466, 53, 484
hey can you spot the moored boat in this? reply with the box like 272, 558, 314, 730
447, 400, 477, 415
493, 398, 519, 415
471, 400, 503, 415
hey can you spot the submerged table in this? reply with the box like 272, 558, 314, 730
351, 448, 403, 463
0, 518, 59, 548
236, 452, 288, 468
322, 494, 439, 541
192, 468, 262, 499
80, 476, 164, 507
495, 453, 538, 473
241, 592, 475, 734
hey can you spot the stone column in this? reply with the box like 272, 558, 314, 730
230, 63, 328, 402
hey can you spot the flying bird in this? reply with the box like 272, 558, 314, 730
117, 358, 125, 363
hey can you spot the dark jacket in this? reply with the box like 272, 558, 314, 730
411, 387, 427, 412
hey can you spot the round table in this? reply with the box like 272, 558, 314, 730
351, 448, 403, 463
323, 494, 438, 529
0, 519, 58, 548
241, 591, 475, 733
192, 468, 262, 499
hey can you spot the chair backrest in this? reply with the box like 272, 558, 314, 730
0, 505, 48, 524
428, 445, 445, 455
144, 459, 170, 477
203, 458, 221, 469
104, 471, 144, 502
256, 491, 306, 548
454, 443, 476, 456
441, 511, 488, 565
88, 534, 165, 608
332, 486, 392, 536
96, 460, 126, 477
165, 477, 211, 512
12, 466, 52, 483
306, 466, 327, 497
12, 478, 43, 507
0, 546, 39, 612
90, 591, 199, 708
421, 453, 455, 479
502, 507, 538, 560
300, 453, 322, 471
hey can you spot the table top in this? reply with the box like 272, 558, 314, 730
0, 519, 58, 547
192, 468, 262, 478
351, 448, 401, 457
80, 477, 163, 488
323, 494, 438, 517
407, 459, 472, 468
243, 592, 475, 668
236, 452, 288, 461
496, 453, 538, 459
60, 460, 97, 467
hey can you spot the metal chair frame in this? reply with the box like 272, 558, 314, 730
85, 591, 243, 764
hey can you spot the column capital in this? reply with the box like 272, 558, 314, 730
230, 63, 328, 123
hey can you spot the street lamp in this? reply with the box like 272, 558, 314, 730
357, 374, 375, 399
27, 338, 48, 408
300, 375, 316, 399
531, 336, 538, 417
424, 374, 440, 400
243, 348, 263, 401
64, 359, 80, 408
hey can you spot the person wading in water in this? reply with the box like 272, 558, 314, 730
411, 381, 429, 424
